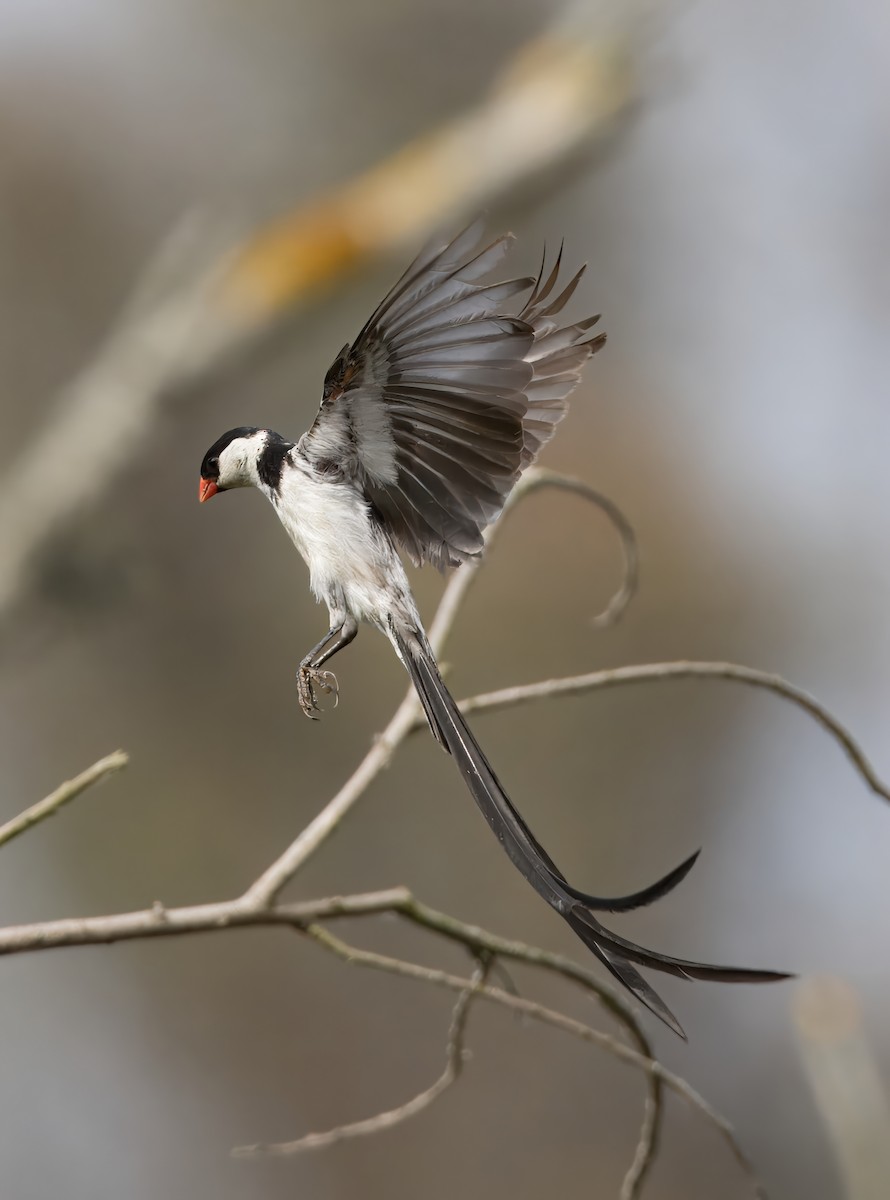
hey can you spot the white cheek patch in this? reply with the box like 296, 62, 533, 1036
217, 439, 256, 489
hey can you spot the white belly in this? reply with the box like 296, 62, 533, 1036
272, 467, 411, 627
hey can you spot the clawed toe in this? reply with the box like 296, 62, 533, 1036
297, 673, 320, 719
315, 670, 339, 707
297, 665, 339, 718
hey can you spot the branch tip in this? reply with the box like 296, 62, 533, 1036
0, 749, 129, 851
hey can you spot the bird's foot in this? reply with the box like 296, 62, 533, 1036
297, 665, 339, 718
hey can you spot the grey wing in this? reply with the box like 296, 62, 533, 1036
299, 219, 606, 568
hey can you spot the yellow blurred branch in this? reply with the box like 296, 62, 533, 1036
225, 34, 631, 320
0, 19, 633, 620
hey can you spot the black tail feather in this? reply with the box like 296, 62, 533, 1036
393, 626, 790, 1035
560, 848, 702, 913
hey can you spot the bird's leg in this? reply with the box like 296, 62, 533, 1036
296, 618, 358, 718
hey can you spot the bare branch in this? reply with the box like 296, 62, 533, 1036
0, 888, 412, 958
8, 460, 874, 1194
233, 957, 491, 1158
0, 868, 669, 1190
0, 876, 648, 1061
302, 924, 767, 1199
428, 465, 639, 654
456, 661, 890, 805
0, 750, 128, 851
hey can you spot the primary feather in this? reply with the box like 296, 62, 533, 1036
299, 219, 605, 568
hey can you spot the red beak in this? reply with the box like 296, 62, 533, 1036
198, 478, 219, 503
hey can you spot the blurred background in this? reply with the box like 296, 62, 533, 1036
0, 1, 888, 1197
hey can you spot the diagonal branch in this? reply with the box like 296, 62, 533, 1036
0, 750, 128, 851
0, 17, 634, 622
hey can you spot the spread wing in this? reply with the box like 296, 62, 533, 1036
298, 219, 606, 568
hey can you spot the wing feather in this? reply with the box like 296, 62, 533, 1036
299, 224, 606, 566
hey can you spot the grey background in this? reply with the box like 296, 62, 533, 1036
0, 1, 888, 1198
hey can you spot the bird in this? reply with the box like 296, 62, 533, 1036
198, 220, 789, 1036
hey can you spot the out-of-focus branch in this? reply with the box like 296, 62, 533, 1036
0, 216, 240, 620
0, 16, 634, 621
0, 750, 128, 850
223, 33, 632, 323
793, 977, 890, 1200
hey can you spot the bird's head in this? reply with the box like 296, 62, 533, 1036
198, 426, 263, 502
198, 426, 294, 502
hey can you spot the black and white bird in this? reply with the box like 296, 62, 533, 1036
199, 221, 787, 1035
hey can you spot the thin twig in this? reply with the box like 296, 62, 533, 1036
453, 661, 890, 805
518, 468, 639, 627
303, 924, 767, 1199
429, 466, 639, 650
234, 957, 491, 1158
391, 894, 661, 1197
0, 751, 128, 850
622, 1082, 661, 1200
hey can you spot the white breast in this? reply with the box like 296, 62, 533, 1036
271, 463, 412, 628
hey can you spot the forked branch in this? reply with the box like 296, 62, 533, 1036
3, 468, 886, 1197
